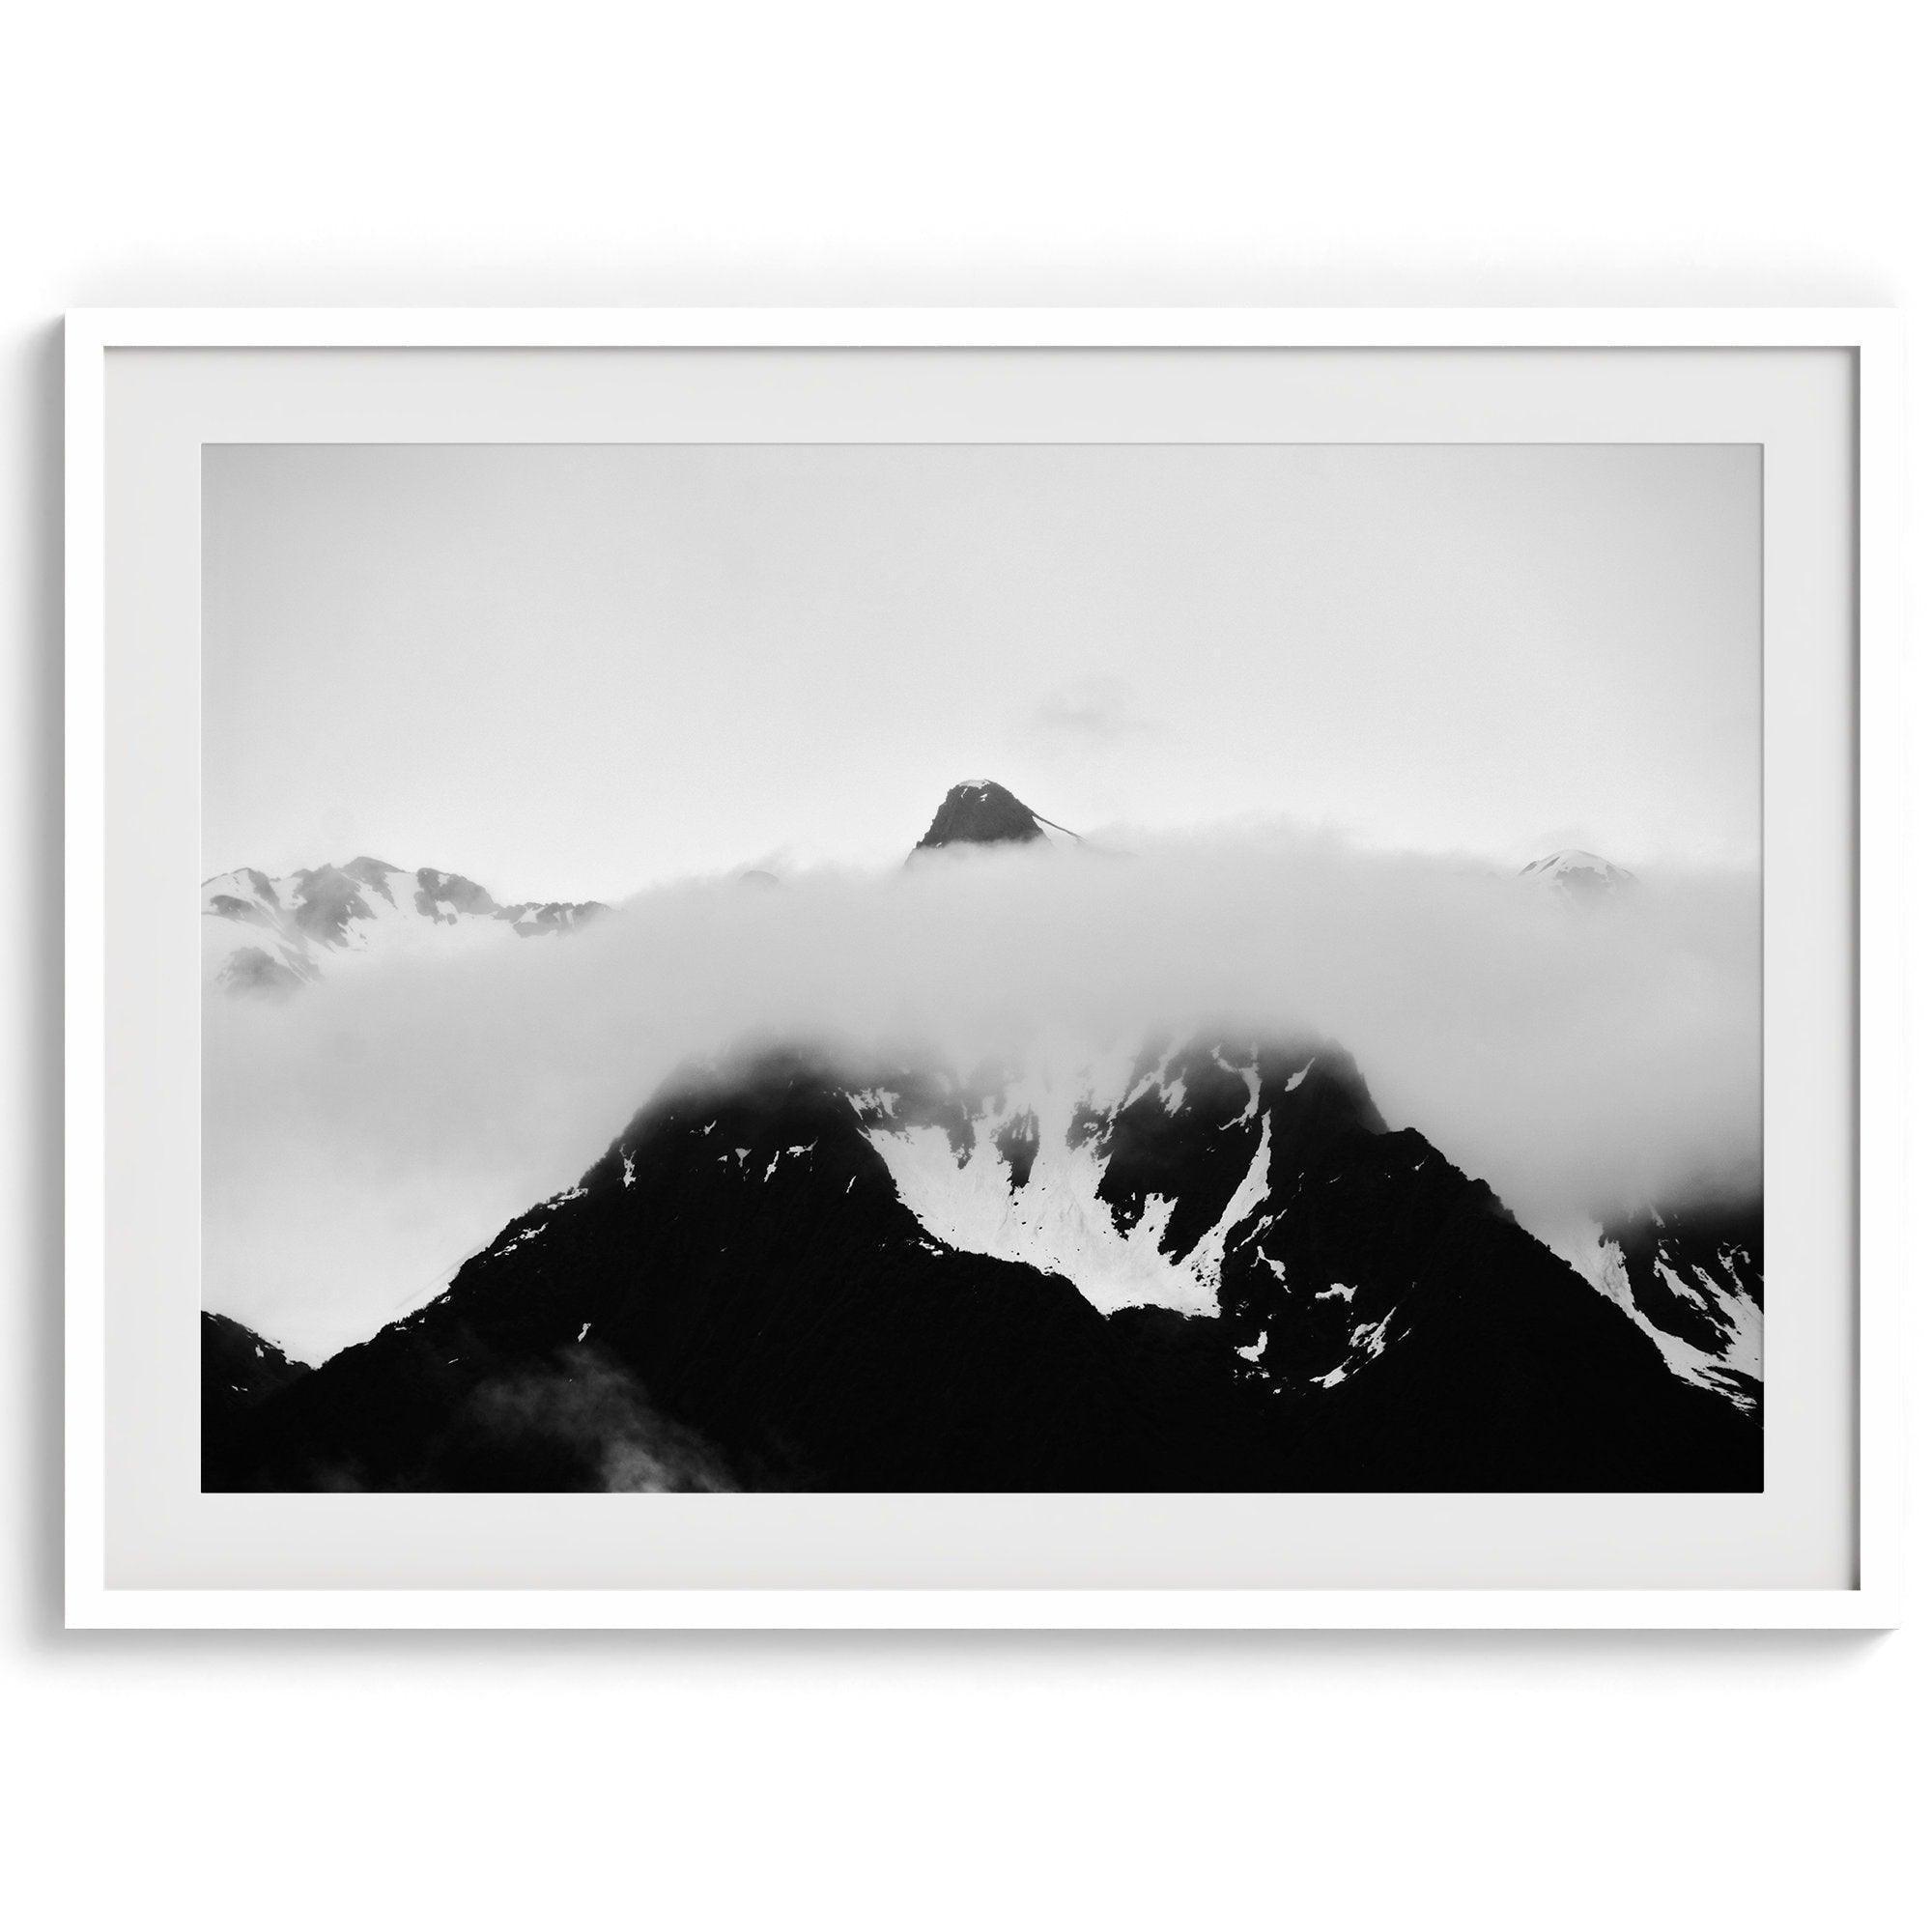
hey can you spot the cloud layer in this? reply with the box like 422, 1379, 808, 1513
205, 826, 1760, 1362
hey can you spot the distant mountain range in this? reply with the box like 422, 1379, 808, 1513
203, 858, 608, 995
204, 782, 1762, 1494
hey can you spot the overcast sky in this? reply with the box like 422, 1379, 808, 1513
204, 441, 1759, 900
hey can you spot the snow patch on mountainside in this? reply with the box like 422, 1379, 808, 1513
863, 1058, 1271, 1319
1540, 1211, 1762, 1409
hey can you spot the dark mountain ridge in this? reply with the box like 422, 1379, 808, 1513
202, 1310, 311, 1482
210, 1039, 1758, 1492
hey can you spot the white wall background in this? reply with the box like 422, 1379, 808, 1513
4, 4, 1921, 1926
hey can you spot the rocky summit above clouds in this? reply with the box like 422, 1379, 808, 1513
909, 779, 1082, 859
202, 781, 1761, 1495
203, 857, 608, 996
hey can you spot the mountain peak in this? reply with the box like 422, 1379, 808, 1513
1518, 849, 1634, 903
911, 780, 1074, 857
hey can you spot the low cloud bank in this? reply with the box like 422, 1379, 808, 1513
465, 1350, 739, 1492
206, 825, 1760, 1361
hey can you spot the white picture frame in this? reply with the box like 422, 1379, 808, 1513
65, 308, 1904, 1631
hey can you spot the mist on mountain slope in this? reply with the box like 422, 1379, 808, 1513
204, 823, 1759, 1362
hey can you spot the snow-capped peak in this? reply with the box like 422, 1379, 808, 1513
1517, 848, 1635, 904
202, 859, 609, 997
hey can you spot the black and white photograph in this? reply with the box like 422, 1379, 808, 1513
18, 5, 1928, 1925
200, 440, 1764, 1495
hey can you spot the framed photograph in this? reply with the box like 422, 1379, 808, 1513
65, 309, 1902, 1630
